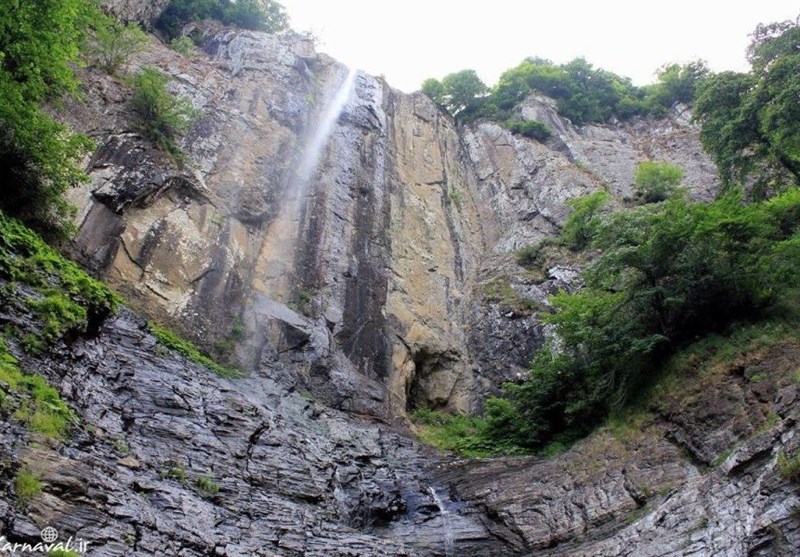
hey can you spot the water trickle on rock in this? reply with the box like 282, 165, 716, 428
427, 485, 455, 557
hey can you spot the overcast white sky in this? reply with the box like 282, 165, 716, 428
280, 0, 799, 93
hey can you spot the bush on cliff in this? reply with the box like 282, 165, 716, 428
487, 188, 800, 450
156, 0, 289, 40
129, 67, 197, 159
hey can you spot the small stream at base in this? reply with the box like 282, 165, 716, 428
427, 485, 455, 557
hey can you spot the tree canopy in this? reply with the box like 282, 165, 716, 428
420, 57, 708, 125
156, 0, 289, 40
0, 0, 98, 239
694, 17, 800, 197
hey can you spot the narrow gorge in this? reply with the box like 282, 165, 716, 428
1, 5, 799, 556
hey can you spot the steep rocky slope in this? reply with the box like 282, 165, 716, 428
65, 25, 719, 417
3, 18, 798, 557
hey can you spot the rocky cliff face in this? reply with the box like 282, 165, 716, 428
6, 20, 791, 557
66, 26, 719, 418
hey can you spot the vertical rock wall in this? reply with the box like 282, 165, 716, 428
67, 27, 719, 418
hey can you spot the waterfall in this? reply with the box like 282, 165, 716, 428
427, 485, 454, 557
295, 67, 358, 188
256, 66, 357, 303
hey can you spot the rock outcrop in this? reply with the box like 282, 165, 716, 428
66, 26, 719, 418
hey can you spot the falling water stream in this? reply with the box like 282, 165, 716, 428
427, 485, 455, 557
295, 67, 358, 185
254, 67, 358, 303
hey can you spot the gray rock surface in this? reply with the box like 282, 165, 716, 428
0, 305, 509, 556
102, 0, 170, 25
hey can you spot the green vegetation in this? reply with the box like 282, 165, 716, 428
504, 120, 551, 142
129, 68, 197, 160
483, 189, 800, 451
559, 190, 612, 250
421, 69, 489, 120
1, 338, 76, 440
0, 0, 99, 240
14, 468, 42, 503
409, 408, 516, 457
778, 450, 800, 483
160, 464, 187, 483
0, 211, 119, 330
171, 35, 198, 57
634, 160, 684, 204
49, 551, 81, 557
448, 189, 464, 207
149, 323, 241, 377
88, 16, 148, 74
421, 57, 708, 125
195, 474, 220, 496
156, 0, 289, 41
482, 277, 537, 315
26, 292, 89, 342
694, 18, 800, 197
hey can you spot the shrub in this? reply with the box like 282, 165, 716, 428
634, 160, 684, 203
128, 68, 196, 159
195, 474, 220, 495
559, 190, 611, 250
88, 16, 148, 74
505, 120, 551, 142
156, 0, 288, 41
170, 36, 197, 57
160, 465, 187, 483
778, 451, 800, 483
15, 468, 42, 503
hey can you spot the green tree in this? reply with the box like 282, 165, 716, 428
0, 0, 99, 240
420, 69, 488, 120
129, 68, 197, 160
487, 189, 800, 450
694, 17, 800, 197
642, 60, 709, 112
156, 0, 288, 41
222, 0, 288, 32
634, 160, 684, 203
421, 77, 446, 107
89, 16, 149, 74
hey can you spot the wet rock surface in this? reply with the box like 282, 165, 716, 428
1, 288, 799, 556
0, 308, 510, 556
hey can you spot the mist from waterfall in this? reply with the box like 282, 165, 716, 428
295, 67, 357, 188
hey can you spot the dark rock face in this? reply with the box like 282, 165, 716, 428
1, 309, 511, 556
2, 294, 799, 556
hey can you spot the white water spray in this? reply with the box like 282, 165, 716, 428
252, 67, 357, 302
427, 485, 454, 557
295, 67, 357, 187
